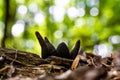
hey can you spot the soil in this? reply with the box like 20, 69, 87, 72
0, 48, 120, 80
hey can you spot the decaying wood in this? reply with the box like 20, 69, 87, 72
1, 48, 120, 80
0, 48, 47, 67
1, 31, 120, 80
0, 48, 73, 79
47, 56, 73, 67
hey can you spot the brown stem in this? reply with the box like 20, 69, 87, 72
1, 0, 9, 48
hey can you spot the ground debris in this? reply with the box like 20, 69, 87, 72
0, 48, 120, 80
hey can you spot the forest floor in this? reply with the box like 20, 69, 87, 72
0, 32, 120, 80
0, 48, 120, 80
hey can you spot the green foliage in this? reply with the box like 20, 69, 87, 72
0, 0, 120, 55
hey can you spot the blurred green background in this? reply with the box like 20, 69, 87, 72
0, 0, 120, 57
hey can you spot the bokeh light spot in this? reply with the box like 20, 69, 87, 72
79, 8, 85, 17
54, 30, 63, 39
90, 7, 99, 16
67, 7, 79, 19
109, 35, 120, 44
12, 20, 25, 37
0, 21, 4, 38
26, 39, 34, 48
28, 3, 38, 13
17, 5, 27, 15
34, 12, 45, 24
93, 44, 113, 58
86, 0, 99, 7
75, 18, 85, 27
55, 0, 70, 7
77, 1, 86, 8
49, 6, 65, 22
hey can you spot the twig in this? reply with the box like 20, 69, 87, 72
10, 49, 18, 65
